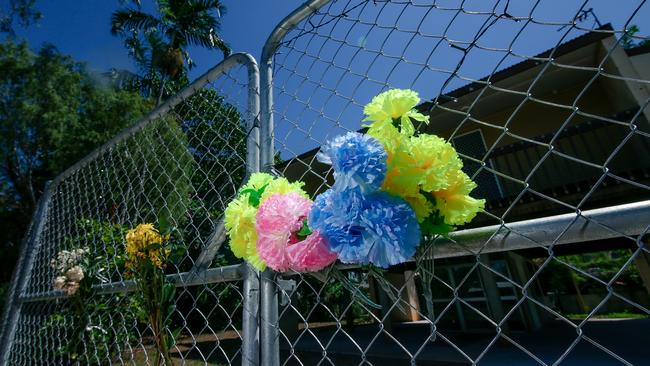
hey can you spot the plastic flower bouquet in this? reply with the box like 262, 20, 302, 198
224, 89, 484, 275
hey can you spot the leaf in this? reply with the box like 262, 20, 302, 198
421, 219, 453, 236
241, 183, 269, 207
144, 242, 163, 251
162, 283, 176, 303
157, 218, 173, 236
296, 219, 312, 240
165, 304, 176, 320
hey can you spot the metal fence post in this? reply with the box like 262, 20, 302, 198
0, 52, 264, 365
259, 2, 330, 364
259, 31, 280, 366
259, 270, 279, 366
241, 264, 260, 366
0, 182, 54, 364
242, 53, 261, 366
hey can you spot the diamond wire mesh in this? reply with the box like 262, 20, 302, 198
2, 57, 258, 365
266, 0, 650, 365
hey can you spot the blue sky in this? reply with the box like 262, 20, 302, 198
6, 0, 649, 158
264, 0, 650, 157
9, 1, 648, 83
11, 1, 304, 77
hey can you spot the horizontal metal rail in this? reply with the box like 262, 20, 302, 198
19, 263, 245, 303
436, 199, 650, 259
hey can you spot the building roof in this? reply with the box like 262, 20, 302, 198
419, 24, 615, 110
626, 43, 650, 56
281, 24, 620, 165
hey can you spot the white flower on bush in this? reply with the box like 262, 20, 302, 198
53, 276, 67, 290
66, 265, 85, 283
50, 248, 88, 296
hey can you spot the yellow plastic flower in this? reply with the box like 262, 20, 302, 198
367, 119, 405, 156
125, 223, 170, 270
224, 198, 265, 269
243, 171, 275, 190
432, 170, 485, 226
224, 172, 309, 271
261, 177, 309, 202
403, 192, 434, 222
408, 134, 463, 192
363, 89, 429, 136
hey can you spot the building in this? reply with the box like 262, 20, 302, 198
279, 24, 650, 333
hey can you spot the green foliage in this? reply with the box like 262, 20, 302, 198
621, 25, 650, 49
538, 249, 643, 295
176, 88, 247, 266
0, 0, 41, 36
565, 311, 649, 320
293, 273, 373, 325
0, 39, 151, 290
111, 0, 230, 102
39, 220, 136, 365
123, 115, 196, 233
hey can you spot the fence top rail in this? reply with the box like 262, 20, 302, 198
292, 198, 650, 274
261, 0, 330, 65
18, 263, 246, 303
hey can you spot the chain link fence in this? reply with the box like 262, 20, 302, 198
3, 0, 650, 365
1, 53, 261, 365
260, 0, 650, 365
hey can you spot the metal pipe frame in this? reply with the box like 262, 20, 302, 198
436, 199, 650, 259
18, 264, 244, 303
259, 2, 332, 365
0, 182, 54, 364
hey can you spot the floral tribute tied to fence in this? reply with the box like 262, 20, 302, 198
2, 0, 650, 365
225, 89, 484, 275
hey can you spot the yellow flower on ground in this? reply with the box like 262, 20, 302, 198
432, 170, 485, 226
363, 88, 429, 136
224, 172, 309, 271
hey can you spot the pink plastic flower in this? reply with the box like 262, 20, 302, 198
256, 192, 337, 272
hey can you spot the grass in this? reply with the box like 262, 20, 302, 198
129, 350, 226, 366
564, 311, 649, 320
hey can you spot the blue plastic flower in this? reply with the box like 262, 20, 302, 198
310, 188, 366, 263
309, 187, 421, 268
360, 191, 421, 268
317, 132, 387, 192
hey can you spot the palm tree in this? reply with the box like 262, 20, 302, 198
111, 0, 230, 103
